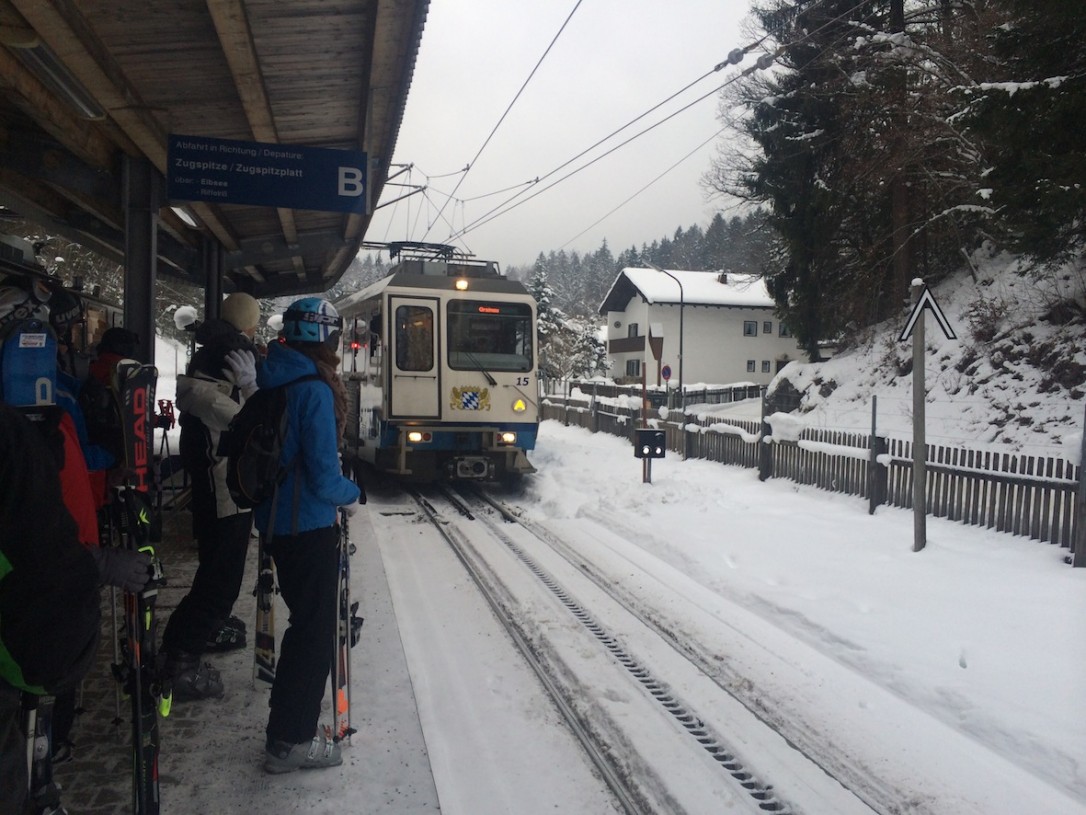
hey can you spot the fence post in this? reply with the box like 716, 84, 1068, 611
869, 396, 887, 514
680, 405, 688, 461
591, 382, 599, 433
1072, 404, 1086, 566
758, 385, 772, 481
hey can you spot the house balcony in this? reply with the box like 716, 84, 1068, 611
608, 335, 646, 353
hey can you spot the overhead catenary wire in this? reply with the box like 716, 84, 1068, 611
420, 0, 586, 244
377, 0, 867, 255
444, 49, 779, 246
426, 0, 882, 251
560, 126, 730, 251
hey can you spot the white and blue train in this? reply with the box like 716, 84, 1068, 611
336, 246, 539, 482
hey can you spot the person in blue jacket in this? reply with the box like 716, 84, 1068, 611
255, 297, 360, 774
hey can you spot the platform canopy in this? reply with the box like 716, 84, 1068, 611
0, 0, 428, 298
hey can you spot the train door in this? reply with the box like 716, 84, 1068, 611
389, 295, 440, 419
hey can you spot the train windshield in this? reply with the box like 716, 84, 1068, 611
447, 300, 533, 372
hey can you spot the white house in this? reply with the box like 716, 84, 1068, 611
598, 268, 807, 388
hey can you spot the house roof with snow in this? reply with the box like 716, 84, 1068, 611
598, 268, 775, 314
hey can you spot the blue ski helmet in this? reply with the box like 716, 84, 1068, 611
282, 297, 342, 347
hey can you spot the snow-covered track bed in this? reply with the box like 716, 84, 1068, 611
415, 484, 876, 815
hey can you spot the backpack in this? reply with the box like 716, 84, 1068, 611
219, 374, 320, 509
0, 318, 57, 407
77, 374, 125, 461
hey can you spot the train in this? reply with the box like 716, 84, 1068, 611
336, 244, 540, 483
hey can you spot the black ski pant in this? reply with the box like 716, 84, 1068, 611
162, 511, 253, 655
265, 524, 338, 746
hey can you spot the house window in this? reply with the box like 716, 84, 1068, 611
779, 323, 793, 338
627, 322, 639, 338
746, 360, 755, 372
743, 321, 758, 337
625, 359, 641, 377
761, 360, 771, 373
776, 359, 790, 373
763, 320, 772, 334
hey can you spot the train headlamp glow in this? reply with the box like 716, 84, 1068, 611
511, 398, 527, 413
498, 431, 517, 445
407, 431, 432, 444
454, 278, 469, 291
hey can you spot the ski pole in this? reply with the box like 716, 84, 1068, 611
23, 694, 36, 796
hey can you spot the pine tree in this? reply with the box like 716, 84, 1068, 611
707, 0, 1002, 357
967, 0, 1086, 261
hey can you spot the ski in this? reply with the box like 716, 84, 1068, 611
26, 694, 61, 815
253, 532, 277, 687
332, 510, 362, 742
114, 360, 157, 494
111, 360, 169, 815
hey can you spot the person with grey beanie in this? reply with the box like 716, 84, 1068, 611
161, 292, 262, 700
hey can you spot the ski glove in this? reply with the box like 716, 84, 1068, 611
225, 349, 258, 399
92, 546, 152, 593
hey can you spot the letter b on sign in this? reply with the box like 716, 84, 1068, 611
338, 166, 364, 197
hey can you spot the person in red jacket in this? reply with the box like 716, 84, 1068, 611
88, 326, 141, 386
1, 286, 149, 773
0, 403, 101, 815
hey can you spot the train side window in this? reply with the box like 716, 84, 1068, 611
395, 305, 434, 371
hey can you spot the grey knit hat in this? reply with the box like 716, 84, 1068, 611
221, 292, 261, 332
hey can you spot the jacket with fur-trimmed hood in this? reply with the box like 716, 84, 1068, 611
176, 318, 258, 521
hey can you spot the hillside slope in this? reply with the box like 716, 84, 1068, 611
767, 246, 1086, 462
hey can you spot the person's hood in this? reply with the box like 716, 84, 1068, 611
257, 341, 317, 389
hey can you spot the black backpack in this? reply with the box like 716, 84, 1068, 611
77, 374, 124, 461
220, 374, 320, 509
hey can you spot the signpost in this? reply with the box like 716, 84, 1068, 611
661, 364, 671, 382
167, 134, 368, 214
900, 280, 956, 552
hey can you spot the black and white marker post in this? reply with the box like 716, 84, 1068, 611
899, 279, 957, 552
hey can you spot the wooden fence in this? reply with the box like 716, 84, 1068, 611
542, 396, 1085, 556
565, 381, 764, 409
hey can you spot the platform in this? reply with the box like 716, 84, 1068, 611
54, 503, 441, 814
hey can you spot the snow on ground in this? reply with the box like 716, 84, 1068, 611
764, 248, 1085, 460
520, 420, 1086, 812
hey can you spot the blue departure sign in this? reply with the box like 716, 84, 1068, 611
167, 134, 368, 214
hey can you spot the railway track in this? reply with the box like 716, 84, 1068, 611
399, 483, 877, 815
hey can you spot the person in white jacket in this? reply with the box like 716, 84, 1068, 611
161, 292, 261, 700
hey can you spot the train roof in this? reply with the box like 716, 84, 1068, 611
336, 261, 532, 315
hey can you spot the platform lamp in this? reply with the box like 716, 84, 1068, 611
645, 263, 684, 413
646, 263, 686, 460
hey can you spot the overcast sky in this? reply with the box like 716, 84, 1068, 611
364, 0, 756, 269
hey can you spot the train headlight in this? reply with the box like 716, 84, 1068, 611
455, 278, 469, 291
498, 431, 517, 445
407, 431, 432, 444
511, 398, 527, 413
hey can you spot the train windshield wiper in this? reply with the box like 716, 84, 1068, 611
462, 348, 497, 386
